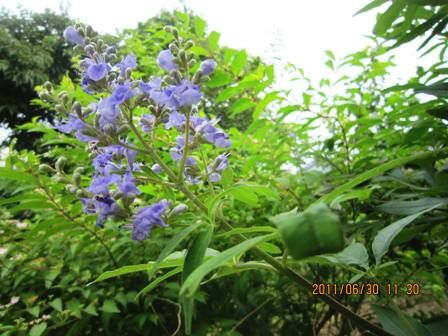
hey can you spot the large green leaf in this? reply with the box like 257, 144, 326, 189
373, 0, 406, 36
378, 197, 447, 215
372, 304, 432, 336
180, 233, 277, 297
372, 203, 443, 265
147, 222, 203, 281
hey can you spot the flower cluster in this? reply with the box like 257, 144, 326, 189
40, 24, 230, 240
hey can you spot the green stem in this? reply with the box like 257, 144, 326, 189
178, 108, 191, 183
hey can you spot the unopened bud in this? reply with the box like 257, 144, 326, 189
68, 184, 78, 193
38, 164, 55, 174
54, 175, 67, 183
76, 189, 88, 198
85, 25, 93, 36
43, 81, 53, 91
184, 40, 194, 49
125, 68, 132, 79
188, 59, 197, 68
73, 172, 81, 186
55, 157, 67, 172
55, 104, 67, 115
107, 54, 117, 63
74, 167, 85, 175
169, 43, 179, 54
172, 28, 179, 39
117, 125, 129, 134
39, 91, 53, 102
84, 37, 91, 45
72, 102, 82, 117
84, 44, 95, 55
171, 203, 188, 216
178, 49, 186, 62
76, 27, 85, 37
164, 26, 173, 33
117, 76, 125, 85
192, 71, 203, 84
149, 105, 157, 114
151, 164, 162, 174
170, 70, 182, 82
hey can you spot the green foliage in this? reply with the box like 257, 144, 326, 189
1, 5, 448, 336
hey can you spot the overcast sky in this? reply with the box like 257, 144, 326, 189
0, 0, 435, 143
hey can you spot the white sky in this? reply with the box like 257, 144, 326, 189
0, 0, 436, 143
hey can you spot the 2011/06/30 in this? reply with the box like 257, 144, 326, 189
312, 283, 421, 296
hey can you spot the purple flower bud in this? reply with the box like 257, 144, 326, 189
200, 59, 217, 75
132, 200, 171, 240
151, 164, 162, 174
171, 203, 188, 215
209, 172, 221, 182
157, 49, 177, 71
63, 26, 84, 45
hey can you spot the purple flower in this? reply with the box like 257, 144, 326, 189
81, 196, 122, 227
118, 172, 140, 197
132, 200, 171, 240
165, 111, 185, 129
205, 131, 231, 148
139, 77, 162, 96
211, 154, 229, 172
63, 26, 84, 45
171, 80, 202, 107
200, 59, 217, 75
94, 195, 121, 227
140, 114, 155, 132
117, 54, 137, 76
87, 174, 120, 195
93, 152, 116, 175
55, 114, 86, 134
157, 50, 177, 71
87, 62, 108, 81
109, 82, 135, 105
98, 98, 120, 130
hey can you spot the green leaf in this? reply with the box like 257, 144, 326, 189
427, 105, 448, 120
137, 267, 182, 297
90, 264, 149, 284
322, 242, 370, 270
147, 222, 203, 281
378, 198, 447, 215
180, 233, 277, 297
257, 242, 281, 255
215, 226, 276, 238
231, 50, 247, 75
372, 203, 443, 265
181, 226, 214, 335
29, 323, 47, 336
415, 83, 448, 98
230, 98, 255, 115
253, 92, 282, 120
208, 31, 220, 51
0, 168, 35, 184
373, 0, 406, 36
49, 298, 63, 312
207, 71, 233, 88
316, 150, 447, 206
355, 0, 388, 16
372, 304, 432, 336
194, 16, 206, 36
101, 299, 120, 314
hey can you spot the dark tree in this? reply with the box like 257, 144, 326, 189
0, 8, 74, 149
